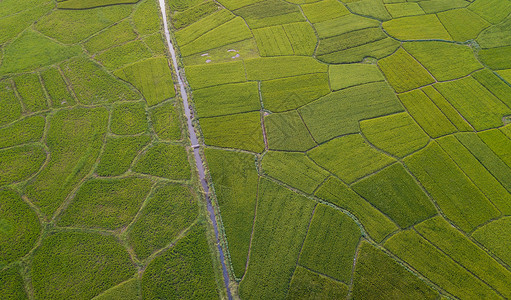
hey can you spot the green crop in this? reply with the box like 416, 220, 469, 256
302, 0, 349, 23
128, 183, 198, 259
0, 80, 22, 126
468, 0, 511, 24
40, 67, 76, 108
175, 9, 235, 46
262, 151, 329, 194
0, 115, 45, 149
385, 3, 424, 18
472, 217, 511, 267
0, 145, 46, 186
287, 266, 348, 299
186, 61, 246, 89
205, 149, 259, 278
314, 14, 379, 39
418, 0, 468, 14
437, 8, 490, 42
0, 266, 28, 299
329, 63, 384, 91
149, 101, 182, 140
317, 37, 400, 64
84, 20, 137, 54
282, 22, 317, 56
264, 110, 316, 151
92, 278, 139, 300
299, 204, 361, 282
478, 129, 511, 167
346, 0, 391, 21
13, 73, 48, 113
383, 14, 452, 40
234, 0, 304, 28
96, 135, 152, 176
245, 56, 327, 81
110, 101, 149, 135
172, 1, 220, 29
96, 40, 153, 70
0, 189, 41, 266
57, 0, 138, 9
134, 142, 191, 180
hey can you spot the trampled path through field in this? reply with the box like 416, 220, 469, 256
157, 0, 233, 298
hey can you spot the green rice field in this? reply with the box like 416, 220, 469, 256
1, 0, 511, 299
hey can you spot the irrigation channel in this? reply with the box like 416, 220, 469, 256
157, 0, 233, 298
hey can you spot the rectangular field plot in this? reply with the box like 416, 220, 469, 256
314, 14, 380, 39
13, 73, 48, 113
398, 90, 458, 138
455, 132, 511, 193
479, 46, 511, 70
301, 0, 350, 23
205, 149, 259, 279
299, 82, 404, 143
239, 179, 315, 299
478, 129, 511, 168
245, 56, 327, 81
352, 241, 438, 300
287, 266, 348, 299
0, 79, 22, 126
415, 216, 511, 298
384, 230, 501, 299
283, 22, 317, 56
468, 0, 511, 24
315, 177, 398, 243
472, 217, 511, 267
346, 0, 391, 21
149, 102, 182, 141
434, 77, 511, 130
193, 82, 260, 118
57, 0, 138, 9
472, 69, 511, 108
0, 115, 45, 149
437, 135, 511, 215
262, 151, 329, 194
175, 9, 235, 46
114, 57, 175, 106
95, 40, 153, 70
378, 48, 435, 93
317, 36, 400, 64
299, 204, 361, 282
329, 64, 384, 91
185, 61, 246, 89
418, 0, 468, 14
360, 112, 429, 158
403, 142, 500, 232
179, 17, 253, 56
84, 20, 137, 54
200, 111, 265, 153
171, 1, 220, 30
352, 163, 436, 228
477, 16, 511, 48
233, 0, 304, 28
403, 42, 483, 81
382, 14, 452, 40
40, 67, 76, 108
385, 3, 424, 18
308, 134, 396, 184
437, 8, 490, 42
261, 73, 330, 112
421, 86, 473, 132
253, 25, 294, 56
264, 110, 316, 151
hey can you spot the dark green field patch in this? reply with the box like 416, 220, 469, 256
299, 82, 404, 143
262, 151, 329, 194
245, 56, 327, 81
0, 145, 46, 186
141, 224, 219, 299
477, 15, 511, 48
110, 101, 149, 135
0, 115, 45, 149
378, 47, 435, 93
261, 73, 330, 112
133, 143, 191, 180
416, 216, 511, 298
315, 177, 398, 243
437, 8, 490, 42
317, 37, 400, 64
205, 149, 258, 278
478, 129, 511, 168
35, 4, 133, 44
264, 110, 316, 151
13, 73, 48, 113
287, 266, 348, 300
149, 102, 182, 141
418, 0, 468, 14
57, 0, 138, 9
0, 2, 52, 45
328, 63, 384, 91
128, 183, 198, 259
468, 0, 511, 24
234, 0, 304, 28
95, 135, 152, 177
132, 0, 161, 35
61, 57, 141, 104
360, 112, 430, 158
115, 57, 176, 107
346, 0, 391, 21
472, 69, 511, 108
193, 82, 260, 118
352, 163, 436, 228
25, 107, 109, 216
398, 89, 458, 138
478, 46, 511, 70
302, 0, 350, 23
0, 189, 41, 267
385, 2, 424, 18
40, 67, 76, 108
200, 112, 265, 153
403, 41, 483, 81
0, 29, 81, 75
31, 231, 136, 300
92, 278, 139, 300
435, 77, 511, 131
186, 61, 246, 89
403, 142, 500, 232
0, 266, 28, 299
352, 241, 438, 300
84, 19, 137, 54
299, 204, 361, 282
308, 134, 395, 184
96, 40, 153, 70
58, 176, 154, 230
0, 80, 22, 126
239, 179, 315, 299
472, 217, 511, 267
437, 135, 511, 215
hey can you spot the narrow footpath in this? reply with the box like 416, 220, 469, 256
157, 1, 233, 299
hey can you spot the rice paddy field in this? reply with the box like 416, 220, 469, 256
2, 0, 511, 299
